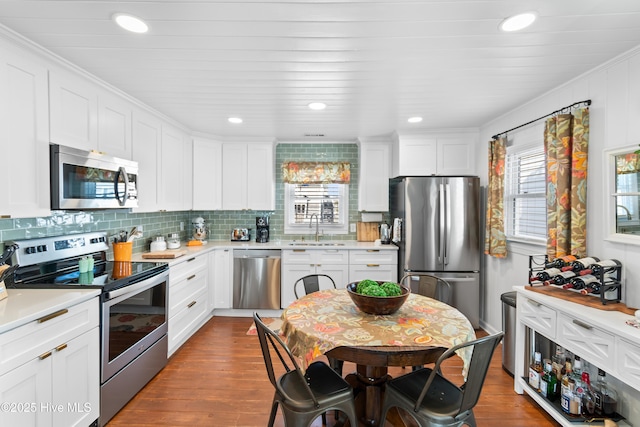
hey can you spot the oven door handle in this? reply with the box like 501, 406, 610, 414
104, 271, 168, 301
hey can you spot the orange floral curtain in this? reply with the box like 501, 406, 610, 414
544, 108, 589, 258
282, 162, 350, 184
484, 137, 507, 258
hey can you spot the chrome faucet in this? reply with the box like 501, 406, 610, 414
617, 204, 632, 220
309, 213, 320, 241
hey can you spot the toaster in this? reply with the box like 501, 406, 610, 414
231, 228, 251, 241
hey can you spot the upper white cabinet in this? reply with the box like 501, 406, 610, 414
97, 90, 132, 159
221, 140, 275, 210
391, 131, 478, 177
358, 139, 391, 212
0, 44, 50, 218
159, 124, 193, 211
132, 109, 162, 212
49, 70, 98, 152
193, 137, 222, 210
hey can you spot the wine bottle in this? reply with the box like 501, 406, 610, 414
530, 267, 562, 282
564, 274, 599, 291
545, 255, 577, 269
569, 257, 600, 272
580, 283, 601, 295
579, 259, 621, 276
547, 270, 577, 286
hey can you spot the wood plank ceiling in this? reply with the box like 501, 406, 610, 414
1, 0, 640, 140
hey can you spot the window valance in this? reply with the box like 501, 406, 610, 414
616, 152, 640, 175
282, 161, 351, 184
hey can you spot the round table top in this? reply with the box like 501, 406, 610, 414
281, 288, 475, 373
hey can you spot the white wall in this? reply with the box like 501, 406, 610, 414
478, 44, 640, 334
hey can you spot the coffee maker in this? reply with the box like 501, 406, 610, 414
256, 216, 269, 243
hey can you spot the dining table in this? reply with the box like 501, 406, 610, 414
280, 288, 476, 427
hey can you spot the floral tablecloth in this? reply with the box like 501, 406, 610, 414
281, 289, 476, 375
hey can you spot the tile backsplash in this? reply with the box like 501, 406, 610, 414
0, 142, 387, 254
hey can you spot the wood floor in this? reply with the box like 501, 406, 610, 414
106, 316, 559, 427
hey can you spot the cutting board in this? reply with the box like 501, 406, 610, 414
356, 222, 380, 241
142, 249, 187, 259
525, 285, 637, 315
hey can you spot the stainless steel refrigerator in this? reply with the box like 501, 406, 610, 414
390, 176, 481, 328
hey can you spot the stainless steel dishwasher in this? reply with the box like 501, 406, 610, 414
233, 249, 281, 309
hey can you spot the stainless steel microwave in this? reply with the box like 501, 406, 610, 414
50, 144, 139, 210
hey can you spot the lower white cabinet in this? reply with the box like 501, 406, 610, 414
348, 249, 397, 283
168, 253, 209, 357
0, 297, 100, 427
281, 249, 349, 308
210, 249, 232, 310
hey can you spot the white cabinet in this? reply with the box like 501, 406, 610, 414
0, 45, 50, 218
0, 297, 100, 427
193, 137, 222, 210
168, 254, 210, 356
358, 140, 391, 212
210, 249, 232, 310
391, 132, 477, 177
159, 124, 193, 212
49, 70, 98, 151
221, 141, 275, 210
518, 295, 557, 340
132, 109, 162, 212
348, 249, 397, 283
97, 90, 132, 159
281, 249, 349, 308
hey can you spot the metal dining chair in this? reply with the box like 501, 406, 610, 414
253, 313, 358, 427
293, 274, 344, 375
380, 332, 504, 427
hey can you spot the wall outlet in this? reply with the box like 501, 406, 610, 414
350, 223, 356, 232
137, 225, 143, 232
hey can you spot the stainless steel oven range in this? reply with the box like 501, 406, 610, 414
8, 232, 169, 426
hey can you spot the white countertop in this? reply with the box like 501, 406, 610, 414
131, 239, 397, 265
0, 288, 100, 334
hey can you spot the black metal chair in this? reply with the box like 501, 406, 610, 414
253, 313, 358, 427
293, 274, 344, 375
380, 332, 504, 427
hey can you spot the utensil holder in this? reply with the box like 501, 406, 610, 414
113, 241, 133, 262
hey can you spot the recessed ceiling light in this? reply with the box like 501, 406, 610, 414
408, 117, 423, 124
308, 102, 327, 110
228, 117, 243, 124
112, 13, 149, 33
499, 12, 537, 32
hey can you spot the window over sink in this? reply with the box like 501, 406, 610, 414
283, 183, 349, 235
605, 144, 640, 244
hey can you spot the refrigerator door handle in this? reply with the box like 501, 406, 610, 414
444, 182, 451, 266
439, 183, 445, 263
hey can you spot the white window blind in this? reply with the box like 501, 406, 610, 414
505, 145, 546, 242
284, 183, 349, 234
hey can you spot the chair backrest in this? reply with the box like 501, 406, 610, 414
293, 274, 337, 299
253, 313, 320, 406
400, 273, 452, 304
415, 332, 504, 415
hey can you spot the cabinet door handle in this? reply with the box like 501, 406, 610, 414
366, 264, 380, 267
55, 343, 68, 352
187, 301, 197, 308
187, 257, 196, 262
187, 274, 196, 280
527, 299, 541, 307
39, 351, 52, 360
366, 249, 380, 252
37, 309, 69, 323
293, 249, 306, 252
572, 319, 593, 330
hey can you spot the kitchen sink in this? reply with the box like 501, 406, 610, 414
287, 242, 345, 246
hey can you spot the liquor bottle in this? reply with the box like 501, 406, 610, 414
563, 275, 600, 291
544, 255, 577, 269
530, 267, 562, 282
529, 351, 543, 391
581, 372, 596, 416
593, 369, 618, 416
546, 270, 576, 286
551, 345, 566, 381
540, 360, 558, 401
568, 256, 600, 272
579, 259, 622, 276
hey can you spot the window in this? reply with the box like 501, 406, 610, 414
284, 183, 349, 234
504, 144, 546, 242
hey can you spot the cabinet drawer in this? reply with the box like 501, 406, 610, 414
283, 249, 315, 264
283, 249, 348, 265
170, 254, 207, 283
349, 264, 396, 283
557, 313, 614, 368
168, 288, 209, 356
0, 298, 99, 376
616, 338, 640, 390
517, 296, 556, 339
349, 249, 397, 265
169, 265, 208, 317
316, 250, 348, 264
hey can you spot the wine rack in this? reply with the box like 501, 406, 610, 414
527, 255, 622, 305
